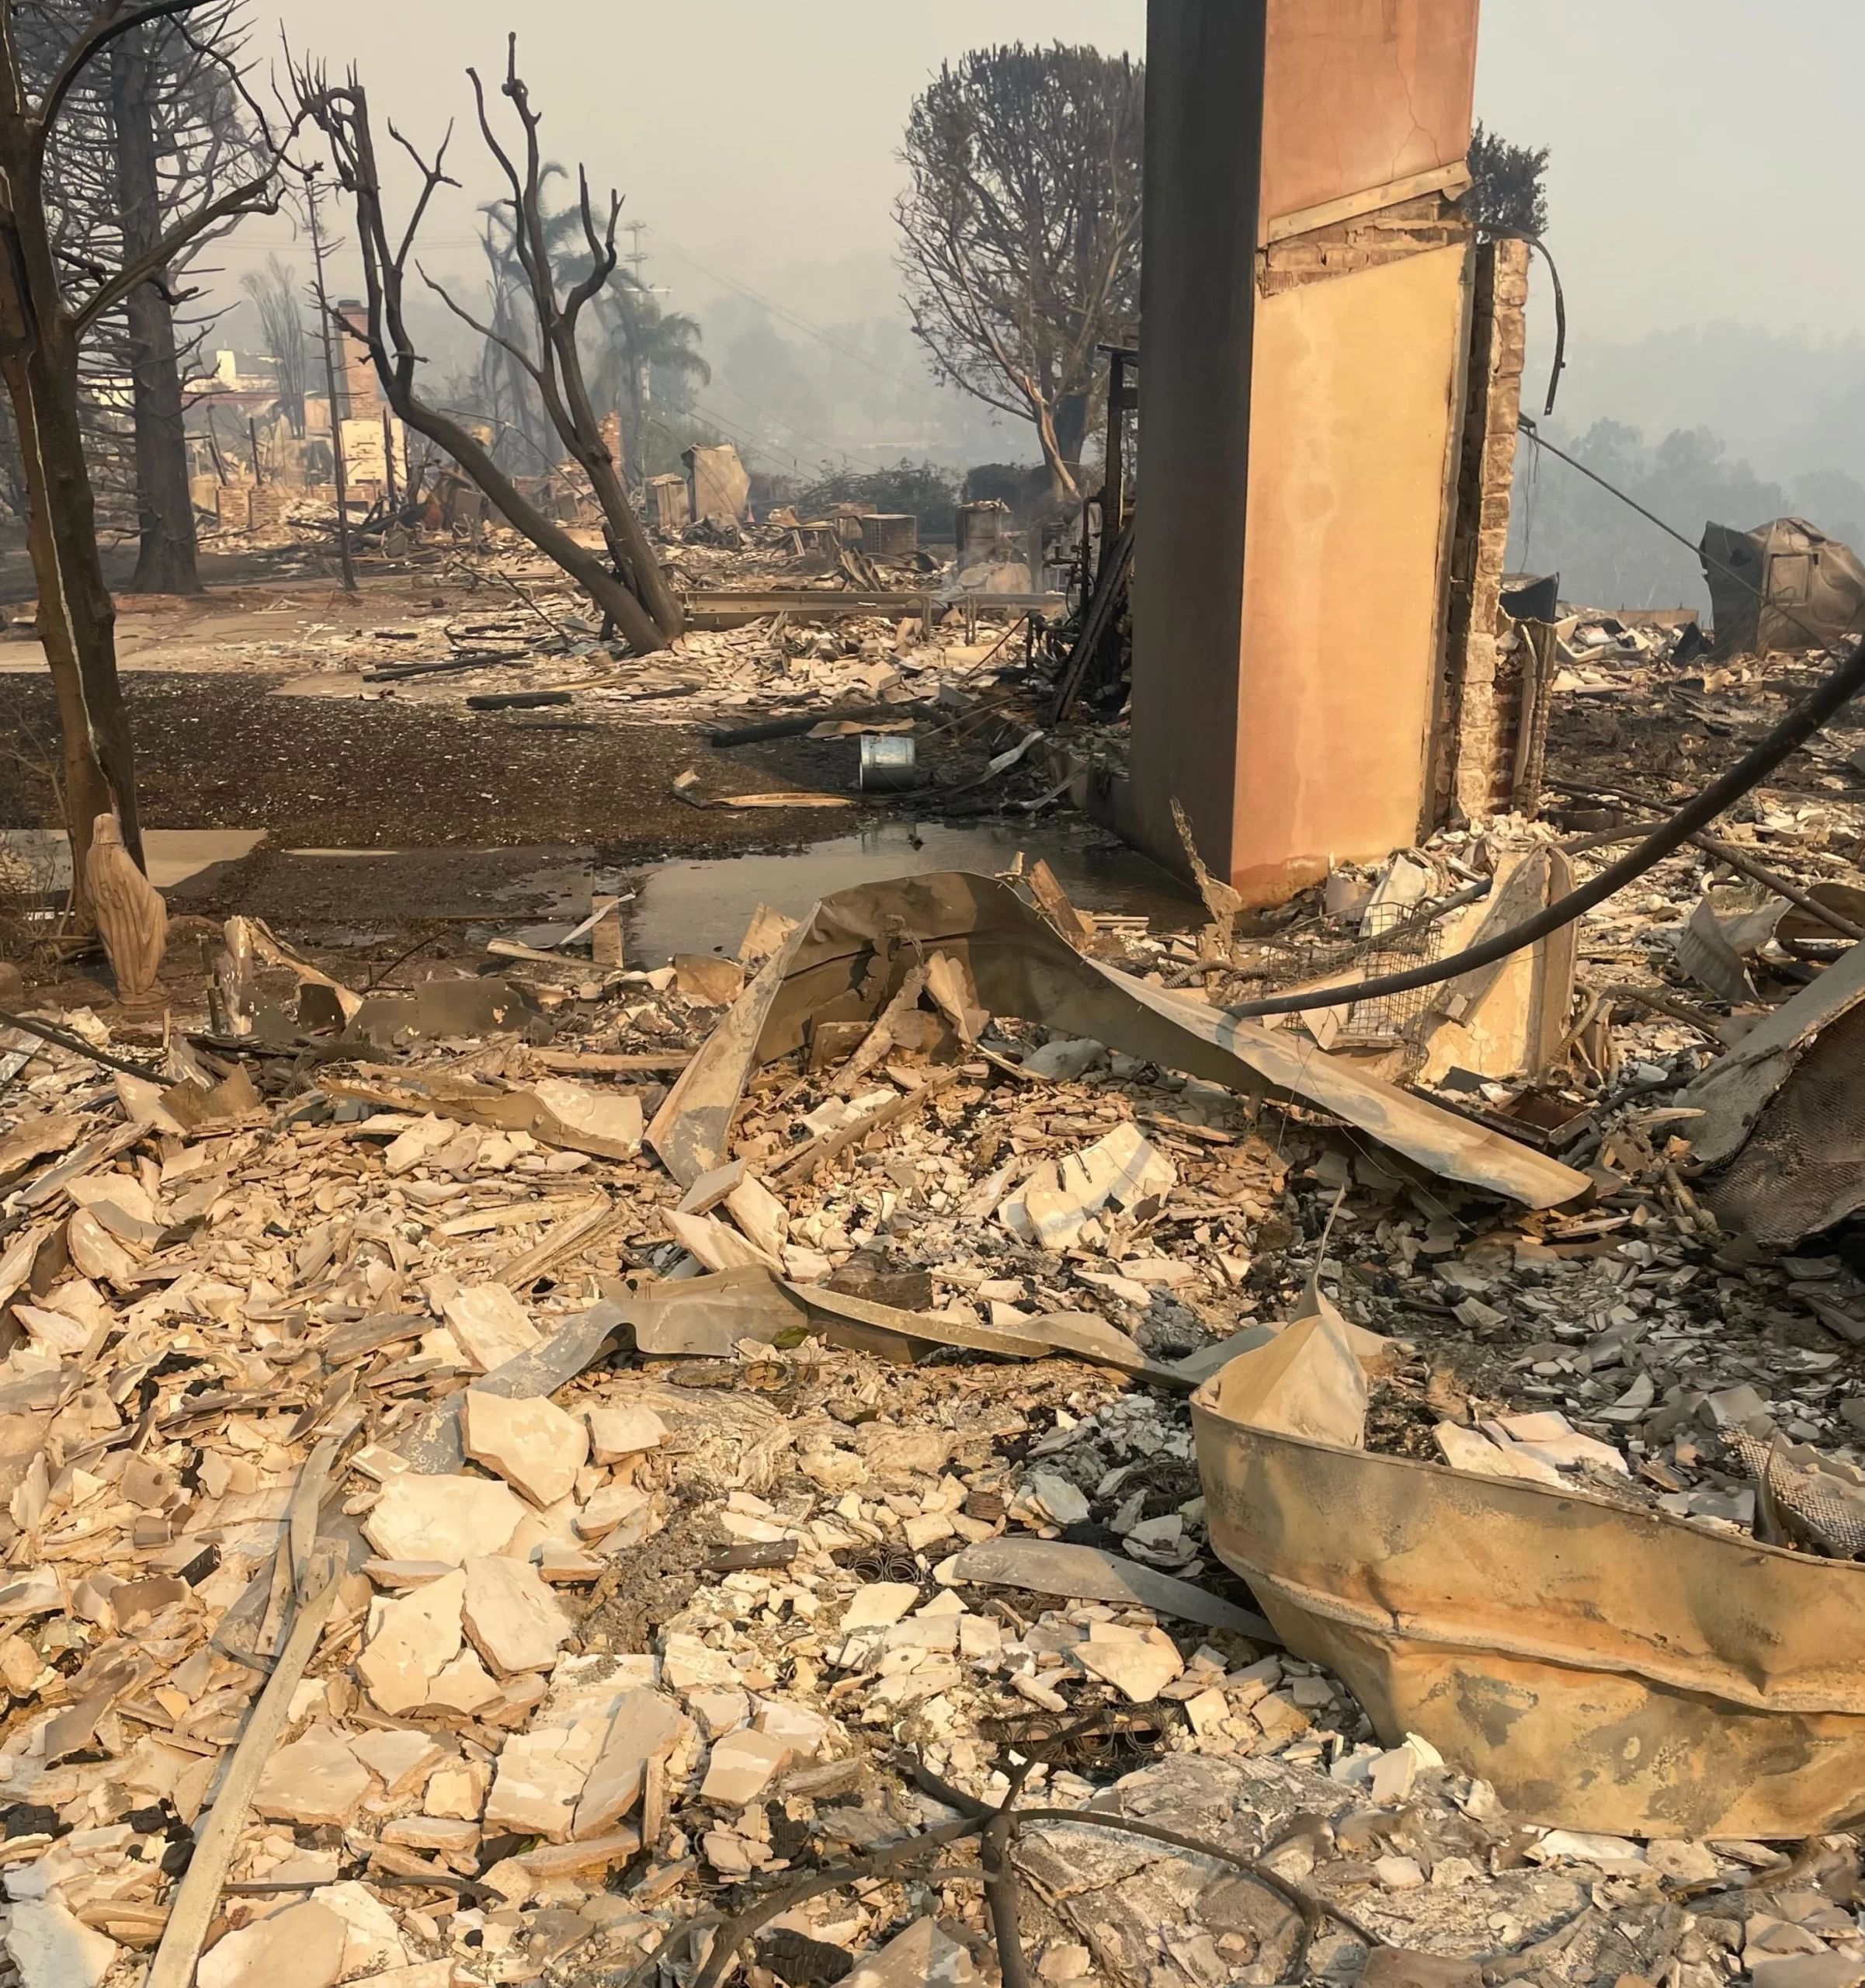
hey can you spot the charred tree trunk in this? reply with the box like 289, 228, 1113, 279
299, 57, 681, 653
1052, 389, 1090, 502
0, 22, 139, 905
110, 23, 200, 596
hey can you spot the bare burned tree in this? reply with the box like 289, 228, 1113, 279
293, 39, 682, 653
241, 252, 306, 435
23, 0, 266, 594
896, 43, 1143, 506
0, 0, 282, 904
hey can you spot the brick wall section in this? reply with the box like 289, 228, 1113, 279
1259, 190, 1471, 294
1436, 236, 1530, 822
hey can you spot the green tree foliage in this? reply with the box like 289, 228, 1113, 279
1511, 419, 1794, 608
896, 42, 1141, 506
794, 460, 958, 537
1467, 120, 1550, 238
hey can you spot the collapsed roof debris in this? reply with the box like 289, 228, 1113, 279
7, 656, 1865, 1986
4, 18, 1865, 1988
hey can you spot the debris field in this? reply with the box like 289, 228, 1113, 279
8, 614, 1865, 1988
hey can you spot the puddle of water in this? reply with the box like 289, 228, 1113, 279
621, 820, 1200, 964
0, 827, 266, 892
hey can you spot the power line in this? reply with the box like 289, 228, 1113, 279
644, 226, 950, 407
700, 376, 902, 476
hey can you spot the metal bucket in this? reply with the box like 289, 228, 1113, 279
858, 734, 919, 792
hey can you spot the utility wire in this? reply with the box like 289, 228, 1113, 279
700, 375, 903, 476
1224, 631, 1865, 1020
645, 227, 950, 406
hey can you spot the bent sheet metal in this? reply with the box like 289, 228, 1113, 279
1191, 1293, 1865, 1839
646, 870, 1585, 1207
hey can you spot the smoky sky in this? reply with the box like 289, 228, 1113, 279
224, 0, 1860, 488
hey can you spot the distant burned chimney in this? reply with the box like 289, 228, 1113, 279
332, 299, 381, 421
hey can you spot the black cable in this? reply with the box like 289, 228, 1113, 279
1222, 629, 1865, 1020
1486, 233, 1566, 414
0, 1006, 179, 1085
1519, 417, 1842, 658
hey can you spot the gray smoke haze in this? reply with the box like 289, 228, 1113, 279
217, 0, 1862, 598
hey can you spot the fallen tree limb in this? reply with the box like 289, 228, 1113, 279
144, 1551, 342, 1988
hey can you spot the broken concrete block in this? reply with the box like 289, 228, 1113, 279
363, 1473, 523, 1566
755, 1699, 829, 1758
349, 1726, 443, 1799
700, 1728, 791, 1805
253, 1726, 371, 1826
585, 1402, 667, 1464
1075, 1625, 1184, 1704
356, 1569, 465, 1715
841, 1917, 978, 1988
441, 1281, 543, 1371
462, 1554, 574, 1673
5, 1898, 118, 1988
484, 1723, 604, 1841
839, 1582, 921, 1632
197, 1901, 347, 1988
461, 1389, 589, 1507
1358, 1953, 1485, 1988
573, 1688, 689, 1840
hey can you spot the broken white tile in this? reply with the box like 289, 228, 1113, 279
349, 1728, 443, 1800
483, 1724, 605, 1842
755, 1699, 829, 1757
197, 1902, 347, 1988
253, 1728, 371, 1826
316, 1880, 410, 1979
461, 1389, 589, 1507
700, 1729, 791, 1805
585, 1402, 666, 1464
356, 1569, 464, 1715
363, 1473, 523, 1566
462, 1554, 574, 1674
574, 1689, 689, 1840
724, 1173, 789, 1259
840, 1583, 921, 1632
441, 1283, 543, 1371
1023, 1471, 1090, 1527
5, 1899, 118, 1988
1075, 1626, 1183, 1704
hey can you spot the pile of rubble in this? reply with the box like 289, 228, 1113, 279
3, 771, 1865, 1988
